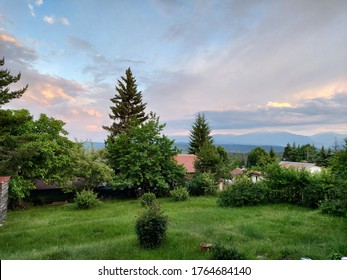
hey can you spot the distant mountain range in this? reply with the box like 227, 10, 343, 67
174, 142, 285, 153
170, 132, 346, 149
84, 132, 346, 153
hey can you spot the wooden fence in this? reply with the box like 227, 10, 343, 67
0, 177, 10, 225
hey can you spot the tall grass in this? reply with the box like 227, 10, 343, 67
0, 196, 345, 260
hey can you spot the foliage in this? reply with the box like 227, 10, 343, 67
0, 57, 28, 106
320, 199, 346, 218
329, 138, 347, 180
217, 178, 270, 207
135, 204, 168, 248
212, 243, 245, 260
71, 144, 114, 190
264, 164, 299, 204
8, 175, 35, 209
194, 142, 232, 179
106, 114, 186, 195
140, 192, 157, 207
319, 178, 347, 217
74, 190, 100, 209
103, 67, 148, 139
187, 172, 217, 196
282, 142, 329, 164
188, 113, 213, 155
246, 147, 273, 169
194, 141, 221, 174
329, 252, 344, 260
0, 110, 77, 204
170, 187, 189, 201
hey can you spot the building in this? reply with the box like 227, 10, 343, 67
250, 171, 263, 183
173, 154, 197, 174
279, 161, 322, 173
231, 168, 247, 177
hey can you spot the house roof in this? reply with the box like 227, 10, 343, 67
279, 161, 321, 172
0, 177, 11, 184
35, 180, 58, 190
231, 168, 246, 176
173, 154, 197, 173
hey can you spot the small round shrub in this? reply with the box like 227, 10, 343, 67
74, 190, 100, 209
140, 192, 157, 207
135, 204, 168, 248
217, 179, 269, 207
212, 243, 245, 260
170, 187, 189, 201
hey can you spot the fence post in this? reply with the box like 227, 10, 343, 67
0, 177, 11, 225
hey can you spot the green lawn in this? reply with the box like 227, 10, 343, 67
0, 196, 346, 260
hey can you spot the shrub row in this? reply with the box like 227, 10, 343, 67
218, 165, 347, 217
218, 178, 269, 207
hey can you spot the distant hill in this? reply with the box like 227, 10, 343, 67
174, 142, 284, 153
169, 132, 346, 148
83, 132, 346, 153
83, 141, 105, 150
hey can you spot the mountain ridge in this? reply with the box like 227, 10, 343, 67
169, 131, 346, 148
84, 132, 346, 153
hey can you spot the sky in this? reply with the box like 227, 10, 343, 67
0, 0, 346, 142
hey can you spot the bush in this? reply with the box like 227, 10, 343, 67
187, 172, 217, 196
320, 199, 347, 217
264, 164, 326, 208
212, 243, 245, 260
319, 179, 347, 217
170, 187, 189, 201
74, 190, 100, 209
135, 204, 168, 248
140, 192, 157, 207
218, 179, 269, 207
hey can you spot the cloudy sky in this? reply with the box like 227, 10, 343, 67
0, 0, 346, 141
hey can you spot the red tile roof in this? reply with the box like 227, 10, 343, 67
0, 177, 11, 183
251, 171, 262, 176
173, 154, 197, 173
231, 168, 246, 176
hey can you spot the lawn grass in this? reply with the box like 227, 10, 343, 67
0, 196, 346, 260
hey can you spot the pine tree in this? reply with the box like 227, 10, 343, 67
188, 113, 213, 154
269, 146, 276, 158
103, 68, 148, 139
0, 57, 28, 106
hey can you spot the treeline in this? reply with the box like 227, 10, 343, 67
282, 143, 333, 166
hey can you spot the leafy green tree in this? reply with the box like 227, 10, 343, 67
0, 109, 77, 206
247, 147, 272, 169
71, 144, 114, 190
106, 113, 185, 195
188, 113, 213, 154
194, 142, 232, 179
329, 138, 347, 180
103, 68, 148, 140
194, 141, 220, 174
0, 57, 28, 106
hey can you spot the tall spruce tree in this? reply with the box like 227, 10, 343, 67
188, 113, 213, 154
0, 57, 28, 106
103, 68, 148, 139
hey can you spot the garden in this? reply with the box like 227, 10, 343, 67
0, 195, 346, 260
